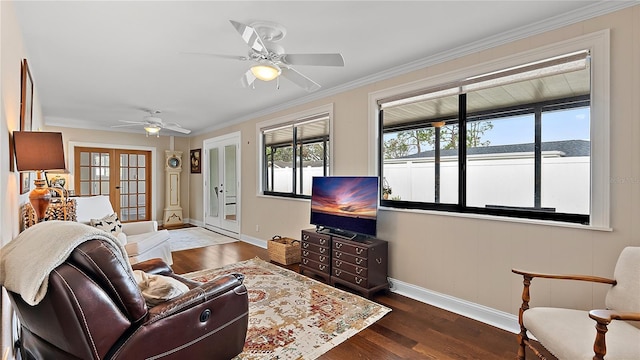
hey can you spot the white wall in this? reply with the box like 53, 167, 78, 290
384, 155, 590, 214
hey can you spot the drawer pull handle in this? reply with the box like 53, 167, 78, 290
355, 277, 363, 284
319, 265, 326, 271
376, 258, 383, 264
356, 258, 363, 265
356, 248, 364, 255
303, 251, 309, 256
335, 260, 342, 266
335, 252, 342, 258
356, 268, 363, 274
335, 270, 342, 276
303, 234, 309, 240
320, 248, 326, 254
303, 243, 309, 249
335, 243, 343, 249
320, 239, 326, 245
319, 256, 326, 262
303, 259, 309, 265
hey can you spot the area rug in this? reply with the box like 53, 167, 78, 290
184, 257, 391, 360
168, 227, 237, 252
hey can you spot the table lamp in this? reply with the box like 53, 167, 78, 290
13, 131, 66, 221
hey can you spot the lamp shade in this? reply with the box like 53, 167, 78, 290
13, 131, 66, 172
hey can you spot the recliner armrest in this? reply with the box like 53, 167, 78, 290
146, 273, 246, 323
122, 221, 158, 235
131, 258, 173, 275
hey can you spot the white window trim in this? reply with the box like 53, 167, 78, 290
368, 30, 610, 230
256, 103, 335, 197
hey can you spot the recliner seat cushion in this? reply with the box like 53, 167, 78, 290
523, 307, 640, 360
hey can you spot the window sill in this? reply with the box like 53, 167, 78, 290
378, 206, 612, 232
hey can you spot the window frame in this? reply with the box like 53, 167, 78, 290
257, 104, 334, 199
369, 30, 610, 229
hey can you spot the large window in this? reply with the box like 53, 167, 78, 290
262, 112, 330, 198
379, 50, 594, 224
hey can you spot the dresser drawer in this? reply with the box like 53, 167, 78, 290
301, 231, 331, 247
301, 242, 330, 255
333, 240, 368, 258
333, 259, 368, 277
333, 250, 367, 267
332, 268, 369, 288
301, 258, 330, 274
302, 250, 330, 265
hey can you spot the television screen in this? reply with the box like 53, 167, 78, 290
310, 176, 379, 238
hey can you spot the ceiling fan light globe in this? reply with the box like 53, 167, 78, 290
144, 125, 161, 134
251, 64, 281, 81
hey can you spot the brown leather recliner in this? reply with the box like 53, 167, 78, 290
7, 239, 249, 360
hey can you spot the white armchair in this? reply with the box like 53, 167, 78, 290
74, 195, 173, 265
512, 247, 640, 360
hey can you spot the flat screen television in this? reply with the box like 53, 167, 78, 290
310, 176, 379, 238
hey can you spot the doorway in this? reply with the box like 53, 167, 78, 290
203, 132, 241, 236
74, 147, 152, 222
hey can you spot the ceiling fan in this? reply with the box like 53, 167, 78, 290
198, 20, 345, 92
112, 110, 192, 137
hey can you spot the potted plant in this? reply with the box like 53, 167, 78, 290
382, 178, 392, 199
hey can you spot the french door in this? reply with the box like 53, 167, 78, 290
74, 147, 151, 222
204, 132, 240, 236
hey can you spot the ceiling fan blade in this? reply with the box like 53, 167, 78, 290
118, 120, 146, 124
281, 53, 345, 67
229, 20, 268, 55
111, 123, 141, 128
164, 124, 191, 134
280, 67, 321, 92
240, 69, 257, 88
180, 52, 247, 61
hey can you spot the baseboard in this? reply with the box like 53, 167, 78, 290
388, 277, 520, 334
240, 234, 268, 249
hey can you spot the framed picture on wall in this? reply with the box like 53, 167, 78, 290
19, 59, 33, 194
190, 149, 201, 174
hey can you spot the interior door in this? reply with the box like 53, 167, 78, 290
204, 133, 240, 236
74, 147, 151, 222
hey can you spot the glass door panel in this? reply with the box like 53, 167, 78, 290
75, 147, 151, 222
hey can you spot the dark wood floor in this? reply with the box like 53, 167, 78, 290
168, 228, 554, 359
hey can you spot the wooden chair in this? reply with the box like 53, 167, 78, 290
512, 247, 640, 360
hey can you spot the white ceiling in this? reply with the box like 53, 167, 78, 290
12, 1, 633, 137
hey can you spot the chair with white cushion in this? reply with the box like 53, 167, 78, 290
74, 195, 173, 265
512, 246, 640, 360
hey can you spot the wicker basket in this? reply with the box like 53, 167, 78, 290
268, 235, 301, 265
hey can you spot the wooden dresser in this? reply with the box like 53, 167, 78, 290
331, 236, 388, 298
300, 229, 332, 282
300, 228, 389, 298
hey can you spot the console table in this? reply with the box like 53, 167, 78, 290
300, 229, 389, 298
23, 198, 77, 230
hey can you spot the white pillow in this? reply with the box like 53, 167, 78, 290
133, 270, 189, 307
90, 213, 123, 236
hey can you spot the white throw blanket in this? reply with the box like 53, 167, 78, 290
0, 220, 130, 306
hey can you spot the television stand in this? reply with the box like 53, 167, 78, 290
301, 228, 389, 298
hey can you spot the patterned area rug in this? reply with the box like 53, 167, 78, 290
168, 227, 237, 252
184, 258, 391, 360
